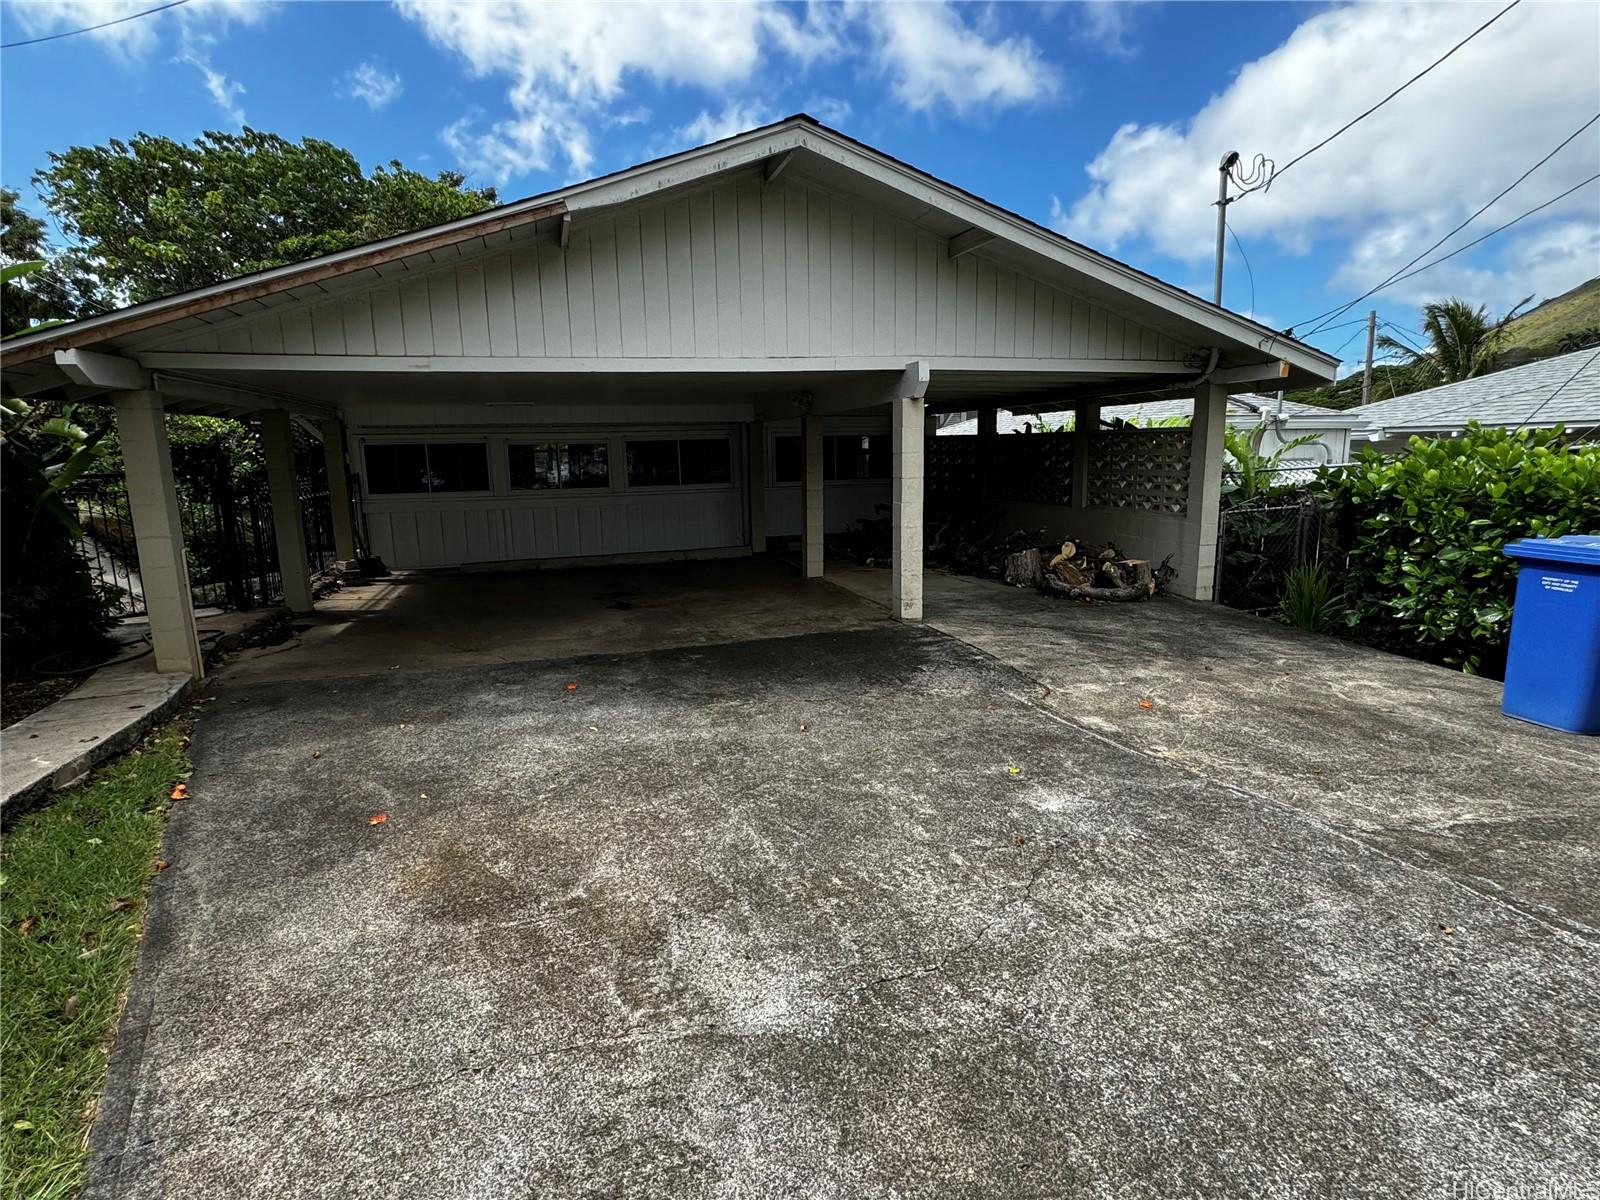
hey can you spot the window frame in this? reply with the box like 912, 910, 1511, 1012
505, 439, 613, 492
360, 437, 494, 498
622, 432, 737, 492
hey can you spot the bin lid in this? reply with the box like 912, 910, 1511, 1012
1504, 535, 1600, 566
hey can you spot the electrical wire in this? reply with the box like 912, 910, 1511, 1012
1301, 112, 1600, 334
1236, 0, 1524, 200
1, 0, 190, 49
1512, 346, 1600, 431
1224, 218, 1255, 317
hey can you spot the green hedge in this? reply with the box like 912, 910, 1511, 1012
1321, 424, 1600, 675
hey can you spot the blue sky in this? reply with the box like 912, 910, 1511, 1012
3, 1, 1597, 377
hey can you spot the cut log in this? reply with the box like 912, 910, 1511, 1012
1042, 576, 1151, 602
1003, 547, 1044, 588
1052, 559, 1092, 587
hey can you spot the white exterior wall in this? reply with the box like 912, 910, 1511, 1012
151, 177, 1192, 366
761, 415, 892, 540
352, 423, 746, 570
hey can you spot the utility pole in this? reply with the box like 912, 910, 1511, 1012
1214, 151, 1239, 305
1361, 309, 1377, 406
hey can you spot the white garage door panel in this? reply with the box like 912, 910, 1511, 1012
371, 488, 742, 569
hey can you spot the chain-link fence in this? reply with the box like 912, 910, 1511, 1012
1215, 491, 1336, 614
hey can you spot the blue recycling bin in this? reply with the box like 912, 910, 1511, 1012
1501, 535, 1600, 734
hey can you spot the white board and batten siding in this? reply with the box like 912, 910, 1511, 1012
153, 176, 1193, 367
356, 428, 747, 570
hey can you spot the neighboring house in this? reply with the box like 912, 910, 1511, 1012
1347, 347, 1600, 454
939, 394, 1365, 468
0, 114, 1336, 679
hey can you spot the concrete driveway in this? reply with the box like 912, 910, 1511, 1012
89, 589, 1598, 1197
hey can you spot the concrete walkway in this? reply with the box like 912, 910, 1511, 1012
831, 564, 1600, 933
2, 608, 284, 814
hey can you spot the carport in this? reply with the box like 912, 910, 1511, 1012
0, 115, 1336, 680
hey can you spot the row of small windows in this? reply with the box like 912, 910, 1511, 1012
772, 434, 891, 483
363, 438, 734, 495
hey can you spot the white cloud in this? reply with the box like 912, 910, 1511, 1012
673, 101, 777, 150
807, 96, 852, 127
397, 0, 1056, 183
1071, 0, 1140, 58
1060, 2, 1600, 315
345, 62, 402, 111
10, 1, 272, 124
860, 1, 1058, 113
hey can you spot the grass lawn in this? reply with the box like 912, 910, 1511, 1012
1, 721, 191, 1200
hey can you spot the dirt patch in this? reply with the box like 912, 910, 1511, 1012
2, 676, 80, 729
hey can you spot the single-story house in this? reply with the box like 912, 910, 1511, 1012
0, 114, 1336, 679
1347, 347, 1600, 454
939, 394, 1365, 468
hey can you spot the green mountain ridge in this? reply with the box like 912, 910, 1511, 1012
1289, 276, 1600, 411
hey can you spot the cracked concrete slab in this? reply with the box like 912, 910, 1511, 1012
87, 624, 1598, 1199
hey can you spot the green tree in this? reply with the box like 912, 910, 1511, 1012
1377, 296, 1531, 388
35, 129, 497, 305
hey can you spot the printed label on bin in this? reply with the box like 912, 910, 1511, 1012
1540, 574, 1580, 594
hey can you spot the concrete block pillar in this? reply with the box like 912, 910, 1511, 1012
318, 417, 358, 562
801, 413, 824, 578
258, 410, 315, 613
748, 421, 767, 554
113, 390, 204, 679
890, 394, 925, 622
1178, 384, 1229, 601
1071, 401, 1098, 511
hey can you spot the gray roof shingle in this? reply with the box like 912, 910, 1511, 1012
1346, 348, 1600, 434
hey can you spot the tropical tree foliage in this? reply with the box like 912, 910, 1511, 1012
1320, 424, 1600, 675
1221, 424, 1321, 503
1, 398, 119, 675
1377, 296, 1531, 388
35, 129, 497, 305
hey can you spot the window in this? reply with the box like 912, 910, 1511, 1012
508, 442, 609, 490
625, 437, 733, 487
772, 434, 891, 483
364, 442, 489, 494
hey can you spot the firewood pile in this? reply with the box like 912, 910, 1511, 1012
925, 512, 1167, 602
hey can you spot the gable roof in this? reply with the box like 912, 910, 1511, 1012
1, 114, 1337, 400
1347, 348, 1600, 435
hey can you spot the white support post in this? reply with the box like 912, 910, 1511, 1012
801, 413, 825, 578
1179, 383, 1229, 601
748, 421, 767, 554
258, 410, 315, 613
1071, 400, 1097, 511
113, 390, 204, 679
318, 417, 358, 563
891, 361, 931, 622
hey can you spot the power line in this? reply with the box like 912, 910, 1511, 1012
1382, 173, 1600, 292
1512, 347, 1600, 431
1301, 112, 1600, 334
1225, 218, 1255, 318
1, 0, 189, 49
1238, 0, 1523, 199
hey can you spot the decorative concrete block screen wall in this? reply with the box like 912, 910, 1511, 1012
925, 433, 1073, 505
1086, 428, 1192, 515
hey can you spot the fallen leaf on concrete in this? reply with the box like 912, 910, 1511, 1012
312, 750, 321, 759
799, 723, 809, 732
1007, 765, 1022, 777
16, 916, 36, 936
588, 725, 599, 732
63, 995, 80, 1021
368, 812, 389, 826
419, 792, 428, 801
1137, 699, 1155, 710
169, 782, 188, 800
155, 860, 170, 872
1013, 835, 1028, 847
1439, 924, 1454, 935
564, 682, 579, 692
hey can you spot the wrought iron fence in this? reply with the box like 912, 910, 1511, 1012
67, 430, 336, 618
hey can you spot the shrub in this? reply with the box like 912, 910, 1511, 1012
1278, 564, 1347, 633
1321, 424, 1600, 674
